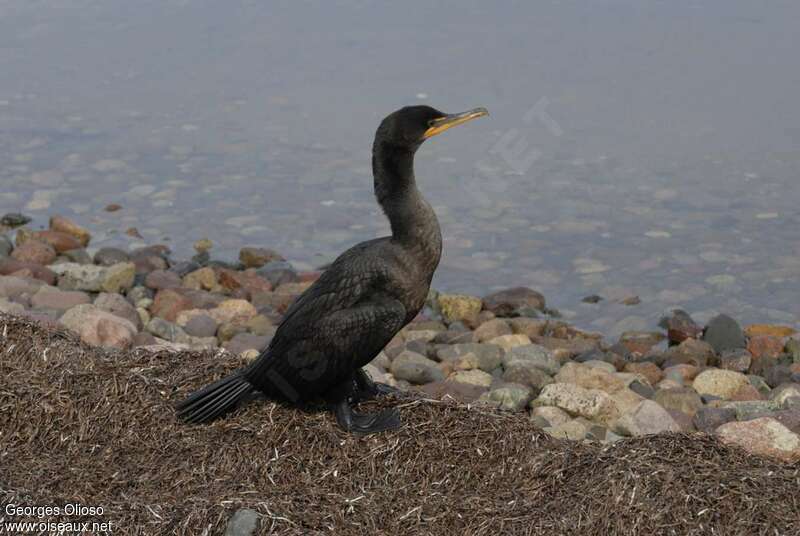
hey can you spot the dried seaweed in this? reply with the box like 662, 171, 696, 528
1, 313, 798, 535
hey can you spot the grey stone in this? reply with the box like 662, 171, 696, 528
692, 407, 736, 433
147, 317, 190, 344
0, 235, 13, 257
654, 387, 704, 417
702, 314, 745, 354
391, 350, 445, 384
94, 292, 140, 328
93, 247, 130, 266
225, 508, 259, 536
183, 314, 218, 337
502, 344, 560, 375
614, 400, 681, 436
719, 349, 752, 373
62, 248, 92, 265
502, 362, 553, 392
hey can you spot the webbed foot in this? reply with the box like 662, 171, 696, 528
331, 398, 401, 435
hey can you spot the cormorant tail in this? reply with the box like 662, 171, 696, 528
176, 372, 254, 424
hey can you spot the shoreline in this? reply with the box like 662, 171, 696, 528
1, 211, 800, 462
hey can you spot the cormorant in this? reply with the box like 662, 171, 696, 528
176, 105, 488, 434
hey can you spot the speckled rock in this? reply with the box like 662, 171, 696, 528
437, 293, 482, 323
52, 262, 135, 293
693, 369, 750, 400
554, 362, 626, 394
487, 334, 532, 351
532, 383, 620, 424
448, 369, 493, 388
480, 383, 532, 411
716, 417, 800, 462
719, 349, 752, 373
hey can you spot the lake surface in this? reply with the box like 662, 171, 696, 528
1, 0, 799, 336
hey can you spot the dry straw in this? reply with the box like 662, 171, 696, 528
1, 313, 798, 535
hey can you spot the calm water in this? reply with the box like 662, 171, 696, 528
1, 1, 799, 335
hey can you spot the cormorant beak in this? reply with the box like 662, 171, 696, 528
423, 107, 489, 139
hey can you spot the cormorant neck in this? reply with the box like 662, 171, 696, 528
372, 139, 442, 261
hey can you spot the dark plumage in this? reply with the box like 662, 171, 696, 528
176, 105, 488, 434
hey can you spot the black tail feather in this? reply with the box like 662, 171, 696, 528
176, 372, 254, 424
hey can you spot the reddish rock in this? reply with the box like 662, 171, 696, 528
747, 335, 785, 360
144, 269, 182, 290
623, 362, 663, 386
663, 364, 700, 383
129, 245, 170, 274
482, 286, 546, 316
0, 259, 57, 284
660, 310, 702, 345
31, 230, 82, 253
216, 268, 272, 295
151, 289, 194, 322
11, 240, 57, 265
239, 247, 284, 268
662, 338, 715, 368
49, 215, 91, 246
30, 286, 91, 311
619, 331, 665, 355
508, 317, 548, 339
716, 418, 800, 462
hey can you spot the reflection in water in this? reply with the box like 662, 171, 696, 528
1, 1, 799, 334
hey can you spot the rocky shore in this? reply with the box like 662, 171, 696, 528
2, 212, 799, 463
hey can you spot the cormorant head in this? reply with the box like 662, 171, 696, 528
376, 105, 488, 150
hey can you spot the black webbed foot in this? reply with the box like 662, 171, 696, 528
352, 368, 401, 402
331, 398, 401, 435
